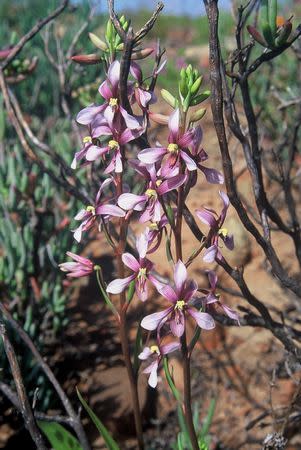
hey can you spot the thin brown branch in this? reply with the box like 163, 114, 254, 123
0, 0, 69, 70
0, 303, 91, 450
0, 321, 47, 450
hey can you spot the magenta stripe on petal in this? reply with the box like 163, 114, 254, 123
122, 253, 140, 272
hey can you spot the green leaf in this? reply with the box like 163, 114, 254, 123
38, 421, 82, 450
126, 280, 136, 303
76, 388, 120, 450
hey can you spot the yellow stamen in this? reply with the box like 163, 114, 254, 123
108, 140, 119, 149
175, 300, 185, 310
138, 267, 147, 278
109, 97, 118, 106
86, 205, 96, 215
218, 227, 228, 238
150, 345, 160, 354
149, 222, 159, 231
156, 179, 162, 187
145, 189, 157, 198
83, 136, 92, 144
167, 143, 179, 154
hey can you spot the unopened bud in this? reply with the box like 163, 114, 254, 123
191, 90, 210, 106
161, 89, 177, 108
276, 20, 292, 46
71, 53, 102, 65
247, 25, 267, 47
149, 111, 169, 125
105, 19, 114, 43
88, 33, 108, 51
131, 48, 154, 60
190, 108, 206, 122
190, 76, 202, 95
0, 47, 13, 61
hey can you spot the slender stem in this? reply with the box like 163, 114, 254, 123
115, 173, 144, 450
181, 330, 199, 450
174, 150, 198, 447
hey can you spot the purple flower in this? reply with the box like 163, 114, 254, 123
59, 252, 94, 278
85, 123, 144, 174
76, 61, 141, 130
130, 62, 156, 110
137, 109, 197, 175
106, 229, 162, 301
190, 126, 224, 184
196, 191, 234, 262
141, 260, 215, 337
118, 162, 186, 223
146, 215, 169, 254
72, 178, 125, 242
139, 341, 180, 388
200, 271, 240, 324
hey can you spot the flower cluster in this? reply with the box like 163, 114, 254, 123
60, 25, 239, 390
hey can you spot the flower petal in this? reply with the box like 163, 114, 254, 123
203, 245, 218, 263
161, 342, 180, 355
141, 308, 172, 331
122, 253, 140, 272
120, 106, 141, 129
138, 147, 166, 164
188, 308, 215, 330
195, 209, 216, 228
174, 260, 187, 293
118, 193, 146, 210
168, 108, 180, 142
138, 347, 152, 360
180, 150, 197, 171
96, 204, 125, 217
199, 166, 224, 184
106, 274, 136, 294
170, 311, 185, 337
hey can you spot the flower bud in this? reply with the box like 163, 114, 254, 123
149, 111, 169, 125
0, 47, 13, 61
161, 89, 177, 108
71, 53, 102, 65
262, 21, 275, 48
247, 25, 267, 47
276, 20, 292, 46
269, 0, 278, 37
105, 19, 114, 44
191, 90, 210, 106
131, 48, 154, 60
190, 76, 202, 95
190, 108, 206, 122
88, 33, 108, 51
116, 43, 124, 51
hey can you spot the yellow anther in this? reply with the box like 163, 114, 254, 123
156, 179, 162, 187
218, 227, 228, 238
145, 189, 157, 198
167, 143, 179, 153
150, 345, 160, 354
83, 136, 92, 144
149, 222, 159, 231
86, 205, 96, 215
108, 140, 119, 149
175, 300, 185, 310
138, 267, 147, 278
109, 97, 118, 106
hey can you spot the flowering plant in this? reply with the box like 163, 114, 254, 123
58, 4, 240, 448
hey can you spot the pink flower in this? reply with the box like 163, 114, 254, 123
85, 122, 144, 174
190, 127, 224, 184
196, 191, 234, 262
141, 260, 215, 337
59, 252, 94, 278
200, 271, 240, 323
72, 178, 125, 242
76, 61, 141, 130
106, 229, 162, 301
146, 215, 169, 254
117, 162, 186, 223
130, 62, 156, 110
139, 341, 180, 388
138, 109, 197, 175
